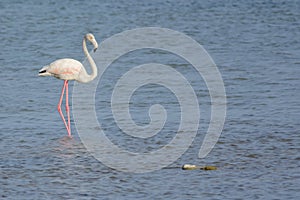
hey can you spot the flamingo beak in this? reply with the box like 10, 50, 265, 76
94, 48, 97, 52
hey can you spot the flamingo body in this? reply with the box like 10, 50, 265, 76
39, 59, 82, 81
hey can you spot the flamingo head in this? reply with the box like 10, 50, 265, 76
85, 33, 98, 52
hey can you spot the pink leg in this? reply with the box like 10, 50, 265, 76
57, 80, 71, 137
65, 81, 71, 136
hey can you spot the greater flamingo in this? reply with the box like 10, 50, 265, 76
39, 33, 98, 137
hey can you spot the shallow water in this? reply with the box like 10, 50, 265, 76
1, 0, 299, 199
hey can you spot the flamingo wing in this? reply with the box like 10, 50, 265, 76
39, 59, 83, 80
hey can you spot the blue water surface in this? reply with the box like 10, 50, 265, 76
0, 0, 299, 199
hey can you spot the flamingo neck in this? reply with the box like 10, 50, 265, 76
80, 38, 97, 83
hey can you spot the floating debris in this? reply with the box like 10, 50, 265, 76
182, 164, 217, 170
